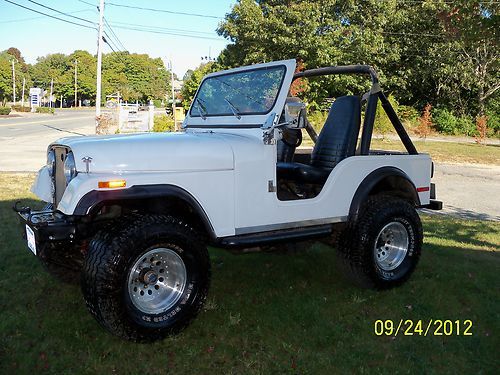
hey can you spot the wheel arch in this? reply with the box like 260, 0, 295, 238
74, 184, 216, 240
349, 167, 420, 221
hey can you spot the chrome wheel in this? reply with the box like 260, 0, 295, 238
127, 247, 187, 314
374, 222, 409, 271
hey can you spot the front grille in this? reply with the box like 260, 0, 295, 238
52, 146, 70, 206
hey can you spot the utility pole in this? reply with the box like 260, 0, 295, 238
21, 77, 25, 107
169, 60, 176, 130
49, 78, 54, 109
74, 59, 78, 108
11, 59, 16, 105
95, 0, 105, 132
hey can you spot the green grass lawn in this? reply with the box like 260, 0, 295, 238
370, 138, 500, 166
302, 136, 500, 165
0, 174, 498, 374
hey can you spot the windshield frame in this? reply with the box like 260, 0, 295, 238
188, 64, 288, 119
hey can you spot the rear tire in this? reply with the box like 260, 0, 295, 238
81, 214, 210, 342
336, 196, 422, 289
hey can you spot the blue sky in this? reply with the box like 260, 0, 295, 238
0, 0, 235, 76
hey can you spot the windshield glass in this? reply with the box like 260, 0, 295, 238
190, 65, 286, 118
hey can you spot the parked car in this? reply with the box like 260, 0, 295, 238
15, 59, 442, 342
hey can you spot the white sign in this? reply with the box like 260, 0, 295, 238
29, 87, 42, 96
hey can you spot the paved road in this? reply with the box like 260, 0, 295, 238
1, 111, 498, 221
0, 109, 95, 172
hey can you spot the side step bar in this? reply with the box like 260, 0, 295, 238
217, 224, 333, 249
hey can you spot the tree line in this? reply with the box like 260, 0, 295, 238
0, 48, 171, 106
182, 0, 499, 137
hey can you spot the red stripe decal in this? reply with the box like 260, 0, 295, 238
417, 186, 430, 192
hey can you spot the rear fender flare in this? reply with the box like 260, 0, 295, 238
349, 167, 420, 221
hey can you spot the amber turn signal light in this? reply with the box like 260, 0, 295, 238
98, 180, 126, 189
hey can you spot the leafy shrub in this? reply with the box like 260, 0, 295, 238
152, 99, 163, 108
432, 108, 476, 136
374, 95, 398, 136
456, 115, 476, 136
415, 103, 433, 139
485, 100, 500, 138
153, 114, 175, 132
0, 106, 11, 115
398, 105, 419, 127
307, 110, 328, 133
432, 108, 456, 134
475, 116, 488, 144
11, 105, 31, 112
36, 107, 55, 114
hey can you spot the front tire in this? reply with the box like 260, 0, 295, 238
337, 196, 422, 289
81, 215, 210, 342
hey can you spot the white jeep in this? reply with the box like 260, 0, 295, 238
16, 59, 442, 342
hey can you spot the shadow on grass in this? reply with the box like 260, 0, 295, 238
1, 195, 499, 373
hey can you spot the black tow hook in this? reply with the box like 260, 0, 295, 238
13, 201, 31, 215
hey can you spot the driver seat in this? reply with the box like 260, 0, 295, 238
277, 95, 361, 184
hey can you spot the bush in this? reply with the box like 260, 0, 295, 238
11, 105, 30, 112
36, 107, 55, 114
374, 95, 398, 136
432, 108, 456, 134
398, 105, 419, 127
485, 111, 499, 138
153, 114, 175, 132
152, 99, 163, 108
456, 115, 476, 136
0, 106, 11, 115
485, 99, 500, 138
307, 110, 328, 133
432, 108, 476, 136
414, 103, 433, 139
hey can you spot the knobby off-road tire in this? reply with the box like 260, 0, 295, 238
38, 242, 84, 285
337, 195, 423, 289
81, 215, 211, 342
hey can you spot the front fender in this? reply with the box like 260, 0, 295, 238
31, 166, 53, 203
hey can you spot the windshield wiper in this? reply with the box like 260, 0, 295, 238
195, 98, 207, 120
224, 98, 241, 119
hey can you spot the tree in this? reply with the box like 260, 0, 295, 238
180, 62, 216, 109
102, 52, 169, 103
415, 104, 433, 140
30, 53, 73, 102
0, 49, 31, 105
217, 0, 499, 119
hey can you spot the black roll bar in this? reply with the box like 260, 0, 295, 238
293, 65, 379, 84
293, 65, 417, 155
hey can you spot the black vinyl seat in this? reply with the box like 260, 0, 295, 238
277, 95, 361, 185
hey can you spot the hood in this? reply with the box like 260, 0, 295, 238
51, 131, 235, 173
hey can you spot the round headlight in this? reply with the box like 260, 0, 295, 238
64, 151, 77, 183
47, 150, 56, 177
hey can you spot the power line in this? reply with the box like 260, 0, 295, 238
102, 34, 117, 53
77, 0, 97, 8
109, 21, 218, 37
2, 0, 96, 30
105, 1, 223, 20
0, 9, 95, 24
26, 0, 95, 25
102, 32, 119, 52
104, 17, 127, 52
111, 24, 225, 41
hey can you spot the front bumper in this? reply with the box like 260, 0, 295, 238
14, 203, 78, 245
